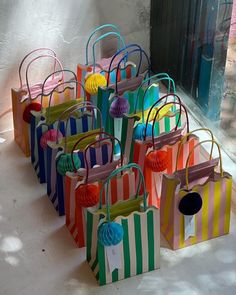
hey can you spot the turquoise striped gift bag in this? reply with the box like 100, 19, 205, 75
86, 163, 160, 286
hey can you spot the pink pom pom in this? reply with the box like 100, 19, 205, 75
40, 129, 63, 150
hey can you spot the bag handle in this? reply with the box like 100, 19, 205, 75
85, 24, 123, 65
134, 75, 176, 120
114, 48, 150, 94
143, 94, 187, 140
91, 32, 126, 72
41, 70, 85, 112
106, 43, 143, 86
184, 140, 223, 190
99, 163, 147, 222
75, 133, 123, 184
60, 103, 103, 152
19, 48, 57, 88
150, 101, 189, 147
25, 54, 63, 100
144, 93, 182, 138
175, 128, 215, 171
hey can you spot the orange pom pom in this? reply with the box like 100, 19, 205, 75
76, 184, 99, 207
145, 150, 168, 172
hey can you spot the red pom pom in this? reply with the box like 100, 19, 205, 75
76, 184, 99, 207
145, 150, 168, 172
23, 102, 41, 123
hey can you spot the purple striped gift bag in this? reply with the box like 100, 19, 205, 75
160, 139, 232, 250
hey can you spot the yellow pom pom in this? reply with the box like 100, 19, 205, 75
84, 73, 107, 95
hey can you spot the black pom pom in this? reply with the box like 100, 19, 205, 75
178, 191, 202, 216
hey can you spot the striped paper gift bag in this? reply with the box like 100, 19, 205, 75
96, 44, 150, 135
64, 134, 125, 248
144, 128, 215, 207
86, 163, 160, 286
160, 140, 232, 250
46, 130, 100, 215
77, 24, 135, 101
32, 100, 91, 183
11, 50, 66, 157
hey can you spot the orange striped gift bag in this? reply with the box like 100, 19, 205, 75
77, 24, 132, 99
143, 128, 215, 208
134, 99, 194, 207
46, 105, 104, 215
86, 163, 160, 286
64, 135, 126, 248
160, 139, 232, 250
11, 49, 65, 156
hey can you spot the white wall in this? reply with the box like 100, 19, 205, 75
0, 0, 150, 131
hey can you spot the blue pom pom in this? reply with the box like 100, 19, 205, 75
98, 222, 124, 246
133, 123, 152, 140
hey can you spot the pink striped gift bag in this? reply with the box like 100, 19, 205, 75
11, 49, 66, 156
65, 134, 124, 248
160, 139, 232, 250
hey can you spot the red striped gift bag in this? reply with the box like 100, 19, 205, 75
11, 49, 65, 156
134, 102, 195, 208
65, 135, 124, 248
160, 139, 232, 250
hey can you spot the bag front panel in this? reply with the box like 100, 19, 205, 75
11, 85, 73, 156
161, 173, 232, 250
145, 136, 200, 207
89, 208, 160, 285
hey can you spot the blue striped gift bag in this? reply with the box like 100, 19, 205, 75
30, 70, 80, 182
45, 106, 104, 214
46, 130, 100, 215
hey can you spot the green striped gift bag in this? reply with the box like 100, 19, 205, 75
86, 163, 160, 286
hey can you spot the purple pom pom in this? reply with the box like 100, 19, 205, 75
109, 96, 130, 118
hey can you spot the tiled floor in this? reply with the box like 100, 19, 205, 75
0, 114, 236, 294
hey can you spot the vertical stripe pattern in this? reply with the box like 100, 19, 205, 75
160, 171, 232, 250
87, 207, 160, 285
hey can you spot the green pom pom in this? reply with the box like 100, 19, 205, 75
57, 153, 80, 176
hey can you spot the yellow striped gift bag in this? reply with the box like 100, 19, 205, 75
160, 140, 232, 250
86, 163, 160, 286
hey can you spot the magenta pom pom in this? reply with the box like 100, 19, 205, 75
40, 129, 63, 150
